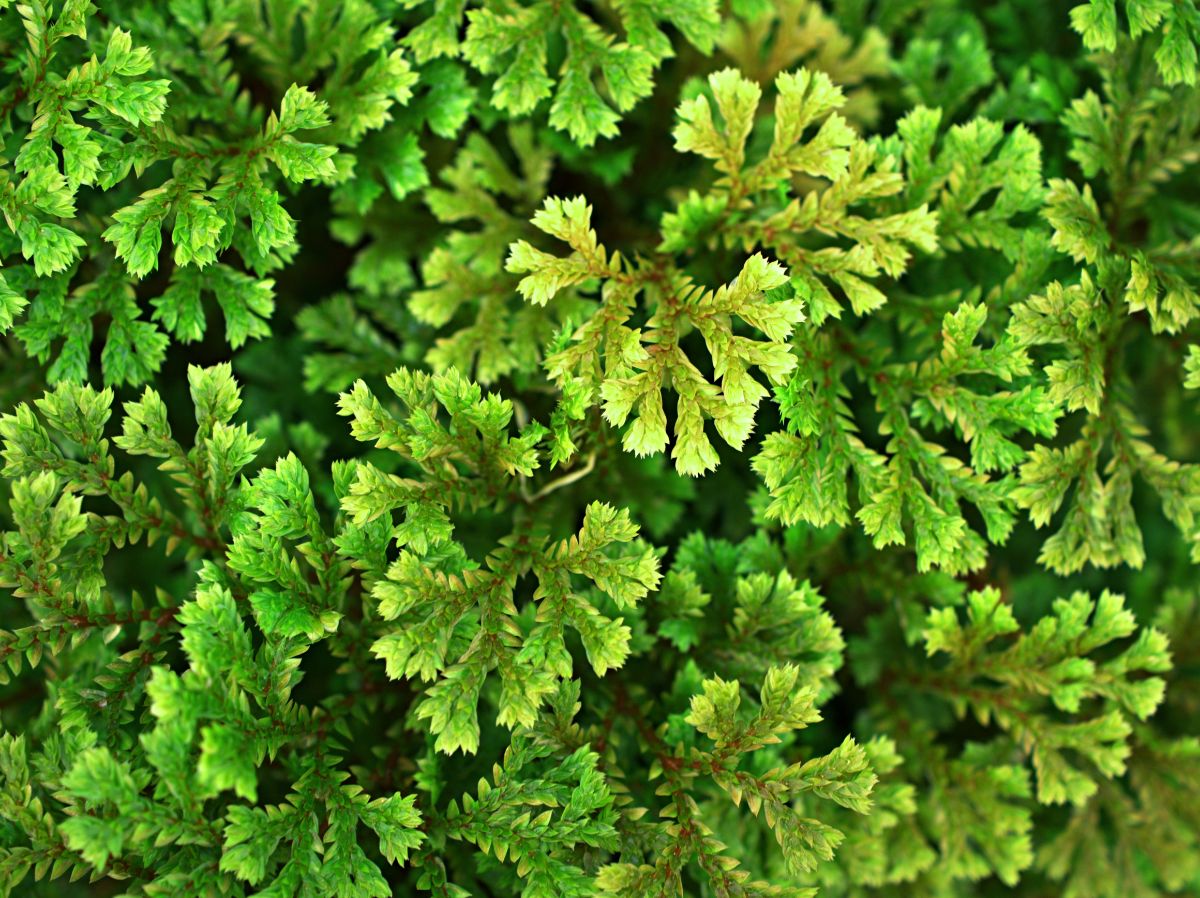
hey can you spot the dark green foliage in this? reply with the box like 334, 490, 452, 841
1, 1, 1199, 897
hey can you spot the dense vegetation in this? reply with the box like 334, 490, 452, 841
1, 1, 1198, 896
